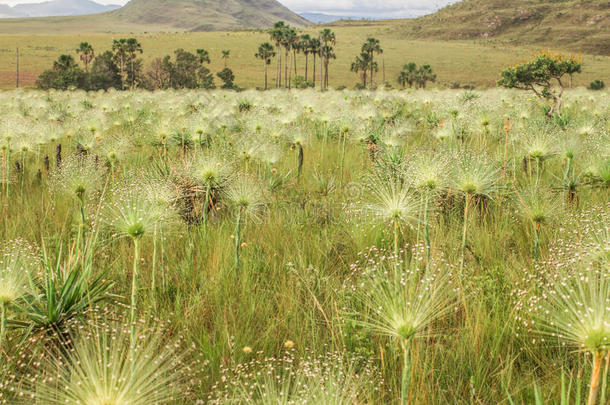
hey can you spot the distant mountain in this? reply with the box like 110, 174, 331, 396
0, 0, 120, 18
299, 12, 365, 24
0, 0, 308, 32
108, 0, 309, 31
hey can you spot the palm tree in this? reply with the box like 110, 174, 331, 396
319, 29, 335, 90
196, 48, 211, 64
398, 62, 418, 88
111, 38, 129, 90
351, 52, 373, 87
76, 42, 94, 73
416, 64, 436, 89
300, 34, 311, 81
284, 28, 298, 89
125, 38, 142, 89
269, 21, 286, 88
362, 37, 382, 89
309, 37, 320, 86
221, 49, 230, 67
255, 42, 276, 90
282, 27, 297, 89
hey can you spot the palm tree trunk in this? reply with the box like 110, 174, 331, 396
288, 52, 292, 90
312, 53, 316, 85
264, 62, 268, 90
370, 53, 374, 89
284, 49, 289, 89
276, 45, 281, 88
305, 54, 308, 82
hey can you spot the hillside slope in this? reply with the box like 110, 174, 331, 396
0, 0, 308, 33
400, 0, 610, 55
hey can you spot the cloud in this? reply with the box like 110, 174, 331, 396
277, 0, 456, 17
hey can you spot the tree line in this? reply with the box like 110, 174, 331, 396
255, 22, 336, 90
36, 24, 439, 91
37, 40, 237, 91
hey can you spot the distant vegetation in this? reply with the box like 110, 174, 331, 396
498, 51, 582, 116
37, 24, 445, 92
37, 39, 239, 91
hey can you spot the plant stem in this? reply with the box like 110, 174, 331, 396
297, 144, 304, 182
393, 219, 399, 260
160, 228, 166, 289
234, 208, 243, 271
152, 225, 157, 295
600, 352, 609, 405
203, 183, 211, 229
0, 302, 6, 361
340, 131, 347, 187
423, 191, 431, 269
587, 351, 604, 405
20, 151, 25, 204
532, 222, 541, 260
130, 237, 140, 351
400, 338, 412, 405
460, 193, 472, 273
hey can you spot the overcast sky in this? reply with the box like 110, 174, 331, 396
0, 0, 457, 18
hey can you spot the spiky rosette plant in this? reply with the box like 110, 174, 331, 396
225, 175, 266, 272
28, 317, 194, 405
209, 350, 381, 405
515, 186, 561, 259
533, 270, 610, 405
366, 180, 420, 260
353, 263, 455, 405
50, 154, 105, 253
407, 153, 450, 266
188, 155, 231, 221
103, 174, 179, 346
518, 130, 557, 185
0, 239, 39, 358
451, 154, 501, 271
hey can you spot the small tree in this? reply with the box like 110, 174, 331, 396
76, 42, 94, 73
588, 80, 605, 91
498, 51, 582, 116
217, 68, 237, 90
36, 55, 85, 90
398, 62, 417, 89
415, 64, 436, 89
221, 50, 230, 67
255, 42, 276, 90
351, 52, 375, 88
361, 37, 382, 89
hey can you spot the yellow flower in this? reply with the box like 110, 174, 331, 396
284, 340, 295, 349
243, 346, 252, 354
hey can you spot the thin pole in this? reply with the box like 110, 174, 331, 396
16, 48, 19, 88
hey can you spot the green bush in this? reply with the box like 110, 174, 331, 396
588, 80, 605, 90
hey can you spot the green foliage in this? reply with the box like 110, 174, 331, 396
36, 54, 85, 90
498, 51, 582, 115
397, 62, 436, 89
588, 79, 605, 90
217, 67, 237, 90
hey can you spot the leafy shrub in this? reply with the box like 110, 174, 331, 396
588, 80, 605, 90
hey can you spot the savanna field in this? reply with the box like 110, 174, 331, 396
0, 88, 608, 404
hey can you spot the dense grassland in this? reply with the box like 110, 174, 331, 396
0, 22, 608, 89
0, 88, 608, 403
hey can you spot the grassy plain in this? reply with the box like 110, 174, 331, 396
0, 88, 608, 403
0, 22, 608, 89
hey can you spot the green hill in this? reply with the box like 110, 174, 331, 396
400, 0, 610, 55
0, 0, 308, 33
